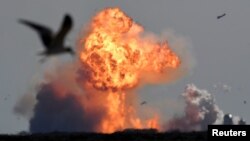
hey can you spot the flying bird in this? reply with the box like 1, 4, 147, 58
244, 100, 247, 104
19, 14, 75, 62
217, 13, 226, 19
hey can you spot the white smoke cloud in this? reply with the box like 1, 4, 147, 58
164, 84, 244, 132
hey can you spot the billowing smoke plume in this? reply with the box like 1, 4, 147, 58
22, 61, 110, 133
18, 7, 185, 133
164, 84, 245, 132
29, 84, 105, 133
15, 7, 245, 133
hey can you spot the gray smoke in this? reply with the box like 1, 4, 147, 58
164, 84, 245, 132
29, 84, 104, 133
14, 93, 36, 119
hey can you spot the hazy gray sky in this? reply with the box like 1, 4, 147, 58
1, 0, 250, 133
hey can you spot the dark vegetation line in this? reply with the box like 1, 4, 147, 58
0, 131, 207, 141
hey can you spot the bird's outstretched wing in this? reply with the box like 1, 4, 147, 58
18, 19, 53, 48
56, 14, 73, 44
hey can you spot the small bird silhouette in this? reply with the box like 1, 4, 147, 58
217, 13, 226, 19
19, 14, 75, 62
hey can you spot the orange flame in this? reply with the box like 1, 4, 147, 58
79, 7, 180, 133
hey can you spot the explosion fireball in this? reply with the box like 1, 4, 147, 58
25, 7, 182, 133
15, 7, 246, 134
80, 8, 180, 90
78, 8, 180, 133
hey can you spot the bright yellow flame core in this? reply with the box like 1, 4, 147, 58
79, 7, 180, 133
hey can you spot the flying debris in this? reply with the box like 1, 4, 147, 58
217, 13, 226, 19
140, 101, 147, 105
19, 14, 75, 62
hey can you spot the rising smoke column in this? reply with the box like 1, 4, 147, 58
164, 84, 246, 132
165, 84, 224, 131
78, 7, 182, 132
30, 84, 102, 132
28, 7, 183, 133
25, 7, 245, 132
28, 63, 107, 133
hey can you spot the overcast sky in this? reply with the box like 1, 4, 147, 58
1, 0, 250, 133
